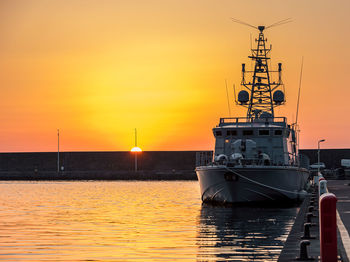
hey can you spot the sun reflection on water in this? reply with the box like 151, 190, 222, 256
0, 181, 297, 261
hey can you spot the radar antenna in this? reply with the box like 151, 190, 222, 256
231, 17, 293, 32
265, 18, 293, 29
230, 18, 258, 30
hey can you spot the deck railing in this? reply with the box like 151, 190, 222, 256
219, 116, 287, 125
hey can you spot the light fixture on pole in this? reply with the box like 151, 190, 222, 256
134, 128, 137, 172
57, 129, 60, 174
131, 128, 142, 172
318, 139, 325, 174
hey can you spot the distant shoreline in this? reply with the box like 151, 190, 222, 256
1, 149, 350, 181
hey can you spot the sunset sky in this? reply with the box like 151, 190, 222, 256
0, 0, 349, 152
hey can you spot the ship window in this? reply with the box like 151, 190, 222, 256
259, 130, 270, 136
243, 130, 253, 136
215, 131, 222, 136
274, 130, 283, 136
227, 130, 237, 136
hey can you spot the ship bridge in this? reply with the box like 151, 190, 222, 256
213, 116, 295, 166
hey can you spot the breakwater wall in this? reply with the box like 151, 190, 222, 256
0, 149, 348, 180
0, 151, 202, 180
300, 149, 350, 169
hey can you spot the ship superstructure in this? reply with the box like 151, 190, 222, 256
196, 25, 309, 204
214, 26, 297, 167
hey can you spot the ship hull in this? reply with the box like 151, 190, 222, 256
196, 165, 310, 204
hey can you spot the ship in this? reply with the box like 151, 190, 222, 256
196, 25, 310, 204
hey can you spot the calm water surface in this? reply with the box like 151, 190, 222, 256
0, 181, 298, 261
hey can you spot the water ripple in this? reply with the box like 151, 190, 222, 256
0, 181, 297, 261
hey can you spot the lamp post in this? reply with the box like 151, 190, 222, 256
57, 129, 60, 174
131, 128, 142, 172
134, 128, 138, 172
318, 139, 325, 174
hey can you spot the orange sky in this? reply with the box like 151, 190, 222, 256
0, 0, 349, 152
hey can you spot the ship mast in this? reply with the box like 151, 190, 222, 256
239, 26, 285, 119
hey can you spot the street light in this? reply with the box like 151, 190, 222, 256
131, 128, 142, 172
57, 129, 60, 174
318, 139, 325, 174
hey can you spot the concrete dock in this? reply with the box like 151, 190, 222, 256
278, 180, 350, 261
278, 193, 321, 261
328, 180, 350, 262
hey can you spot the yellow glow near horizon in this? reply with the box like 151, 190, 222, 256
131, 147, 142, 152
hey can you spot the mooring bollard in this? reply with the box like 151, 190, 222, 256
319, 180, 328, 196
302, 223, 315, 239
297, 240, 314, 261
319, 193, 337, 262
310, 197, 317, 204
306, 212, 313, 223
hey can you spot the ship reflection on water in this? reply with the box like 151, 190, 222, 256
197, 204, 298, 261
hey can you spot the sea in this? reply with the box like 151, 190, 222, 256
0, 181, 298, 261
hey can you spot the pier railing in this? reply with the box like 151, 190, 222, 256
317, 173, 338, 262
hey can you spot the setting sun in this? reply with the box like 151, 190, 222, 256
131, 147, 142, 152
